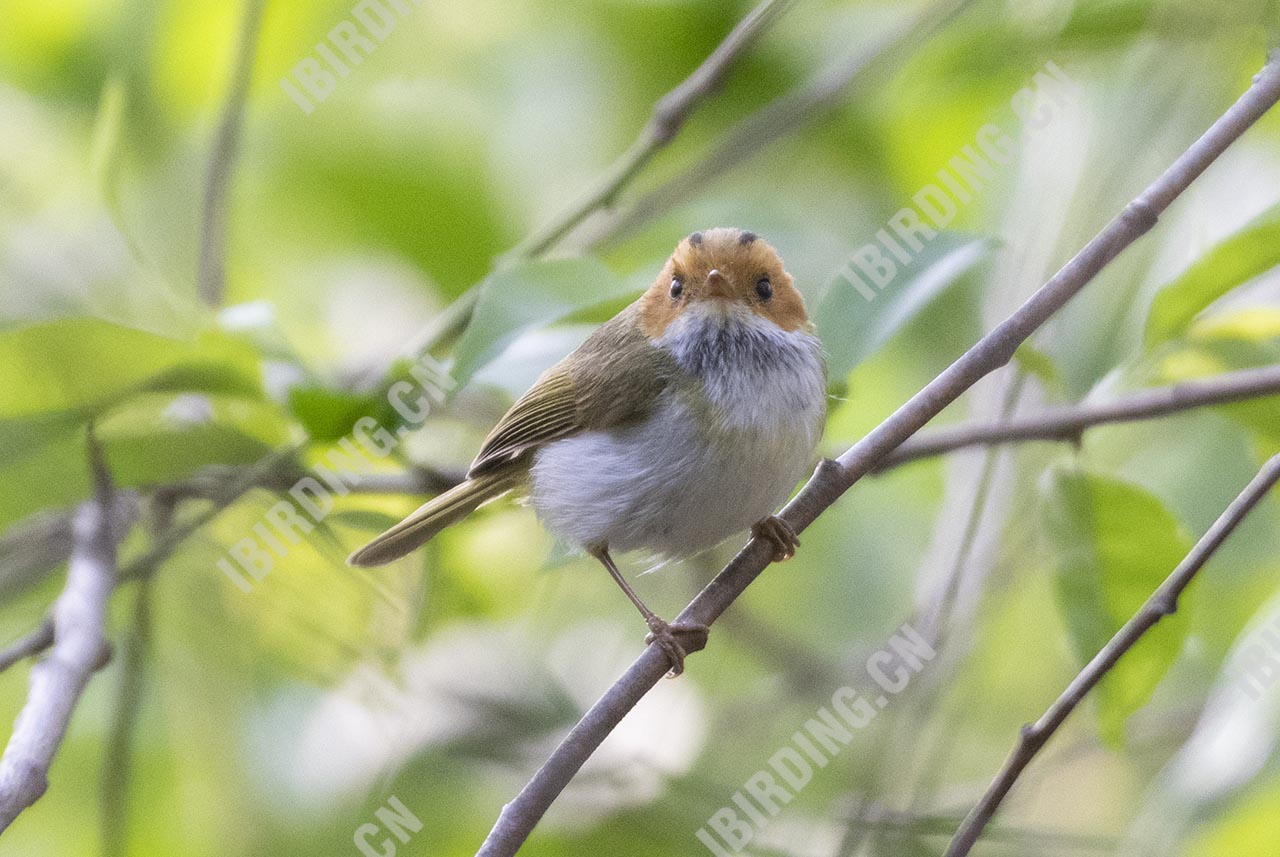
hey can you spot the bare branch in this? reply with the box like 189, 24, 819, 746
877, 363, 1280, 472
583, 0, 979, 250
0, 621, 54, 675
0, 495, 139, 601
119, 445, 303, 582
942, 451, 1280, 857
2, 453, 460, 593
100, 579, 151, 857
401, 0, 800, 359
475, 54, 1280, 857
509, 0, 795, 260
196, 0, 266, 306
0, 435, 122, 833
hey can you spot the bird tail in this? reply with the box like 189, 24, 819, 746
347, 469, 520, 567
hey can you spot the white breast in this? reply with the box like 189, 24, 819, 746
529, 305, 826, 558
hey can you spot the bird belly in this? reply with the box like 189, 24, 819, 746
529, 384, 822, 558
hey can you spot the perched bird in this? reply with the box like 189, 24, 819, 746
350, 228, 827, 674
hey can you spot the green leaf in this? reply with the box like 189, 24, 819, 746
0, 318, 263, 418
287, 384, 397, 443
1145, 203, 1280, 349
451, 258, 640, 389
1013, 342, 1063, 394
0, 418, 89, 530
814, 235, 988, 379
1043, 468, 1195, 745
1143, 308, 1280, 444
96, 394, 291, 486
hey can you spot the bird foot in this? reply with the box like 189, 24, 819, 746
753, 515, 799, 562
644, 616, 709, 678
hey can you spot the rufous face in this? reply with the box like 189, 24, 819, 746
637, 228, 810, 338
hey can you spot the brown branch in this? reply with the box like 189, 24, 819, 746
508, 0, 795, 260
582, 0, 979, 251
876, 363, 1280, 472
474, 53, 1280, 857
942, 451, 1280, 857
0, 433, 122, 833
196, 0, 266, 306
399, 0, 798, 360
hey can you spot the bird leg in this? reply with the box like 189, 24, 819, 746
752, 515, 799, 562
587, 545, 708, 677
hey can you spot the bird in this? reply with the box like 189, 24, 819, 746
349, 228, 827, 675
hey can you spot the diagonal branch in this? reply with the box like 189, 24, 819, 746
507, 0, 795, 260
583, 0, 979, 251
403, 0, 796, 359
877, 363, 1280, 472
0, 433, 123, 833
0, 621, 54, 675
942, 451, 1280, 857
196, 0, 266, 307
474, 53, 1280, 857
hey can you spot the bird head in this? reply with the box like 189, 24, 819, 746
638, 228, 810, 338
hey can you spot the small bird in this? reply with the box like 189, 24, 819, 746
350, 228, 827, 674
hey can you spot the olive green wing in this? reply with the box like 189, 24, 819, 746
467, 306, 677, 476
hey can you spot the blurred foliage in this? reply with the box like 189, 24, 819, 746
1, 1, 1280, 856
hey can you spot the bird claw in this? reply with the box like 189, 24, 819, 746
645, 616, 709, 678
753, 515, 799, 562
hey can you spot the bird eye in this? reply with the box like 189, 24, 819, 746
670, 277, 684, 299
755, 277, 772, 301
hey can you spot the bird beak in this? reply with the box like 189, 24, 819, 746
706, 269, 732, 299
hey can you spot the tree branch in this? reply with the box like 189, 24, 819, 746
507, 0, 795, 260
582, 0, 979, 251
0, 434, 122, 833
474, 53, 1280, 857
401, 0, 796, 359
877, 363, 1280, 472
196, 0, 266, 306
100, 578, 151, 857
942, 451, 1280, 857
118, 445, 303, 582
0, 621, 54, 675
0, 494, 139, 601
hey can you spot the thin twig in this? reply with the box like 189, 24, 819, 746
583, 0, 979, 250
397, 0, 795, 361
0, 621, 54, 675
877, 363, 1280, 472
4, 459, 459, 592
196, 0, 266, 306
942, 451, 1280, 857
508, 0, 795, 260
0, 432, 121, 833
0, 494, 139, 601
118, 445, 302, 582
847, 804, 1119, 852
475, 53, 1280, 857
100, 578, 151, 857
836, 374, 1027, 857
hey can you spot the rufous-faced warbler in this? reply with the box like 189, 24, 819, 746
350, 228, 827, 675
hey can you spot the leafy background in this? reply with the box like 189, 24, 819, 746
2, 0, 1280, 855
